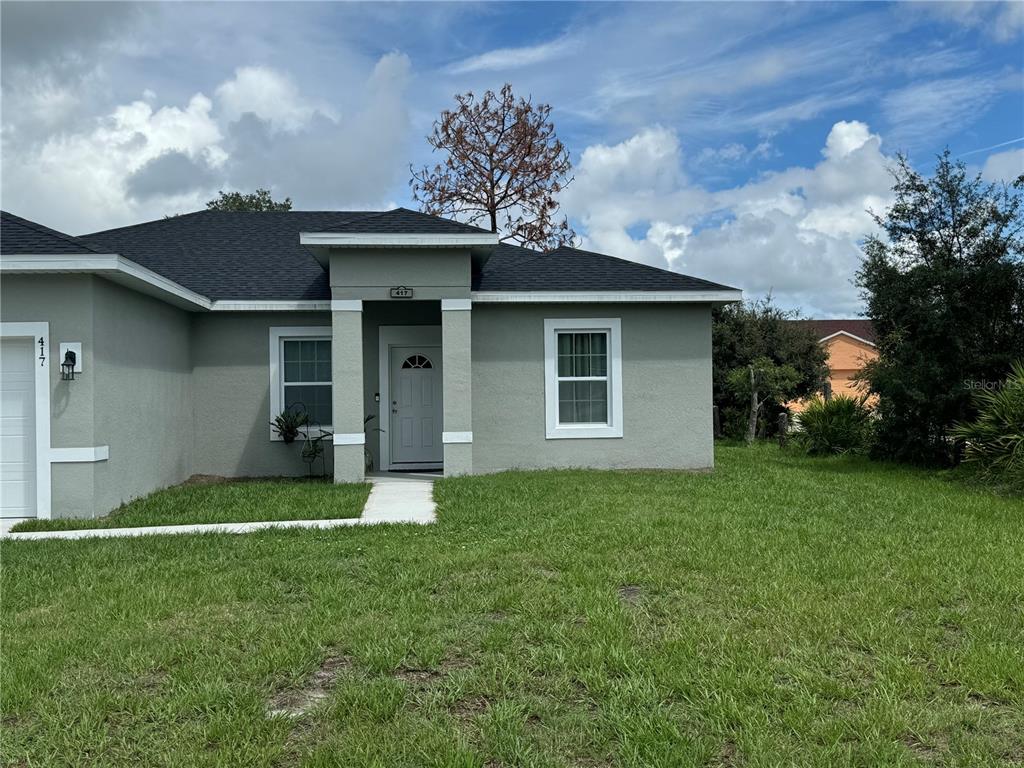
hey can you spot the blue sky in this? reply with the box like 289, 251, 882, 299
2, 1, 1022, 316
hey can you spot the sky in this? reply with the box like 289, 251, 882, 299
1, 1, 1022, 318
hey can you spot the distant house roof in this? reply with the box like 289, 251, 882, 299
3, 208, 738, 302
1, 211, 106, 256
793, 319, 876, 345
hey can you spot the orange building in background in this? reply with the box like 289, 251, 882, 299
789, 320, 877, 412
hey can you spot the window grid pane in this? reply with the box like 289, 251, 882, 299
557, 332, 608, 378
283, 338, 331, 383
284, 384, 332, 426
558, 380, 609, 424
556, 330, 610, 426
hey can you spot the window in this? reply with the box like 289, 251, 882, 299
544, 318, 623, 439
269, 327, 332, 439
401, 354, 433, 369
283, 339, 332, 425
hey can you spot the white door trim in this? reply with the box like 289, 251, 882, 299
0, 322, 52, 519
378, 325, 442, 471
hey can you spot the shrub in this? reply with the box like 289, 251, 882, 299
952, 361, 1024, 491
793, 395, 874, 456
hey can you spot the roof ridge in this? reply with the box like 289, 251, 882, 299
2, 210, 108, 254
80, 208, 214, 238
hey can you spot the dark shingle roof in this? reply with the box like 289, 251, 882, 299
323, 208, 492, 235
1, 211, 106, 255
80, 210, 375, 300
65, 210, 735, 301
474, 243, 737, 292
792, 319, 876, 344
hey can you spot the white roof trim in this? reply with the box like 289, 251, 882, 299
0, 254, 335, 312
470, 290, 742, 304
299, 232, 499, 247
211, 300, 331, 312
818, 330, 876, 347
1, 252, 211, 310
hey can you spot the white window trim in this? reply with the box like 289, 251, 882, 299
544, 318, 623, 440
268, 326, 332, 441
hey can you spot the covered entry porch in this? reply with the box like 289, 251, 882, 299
330, 298, 472, 482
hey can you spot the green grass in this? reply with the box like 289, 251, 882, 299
2, 445, 1021, 767
9, 478, 370, 532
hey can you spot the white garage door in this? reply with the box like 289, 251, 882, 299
1, 337, 37, 518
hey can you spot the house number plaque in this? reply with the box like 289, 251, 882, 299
389, 286, 414, 299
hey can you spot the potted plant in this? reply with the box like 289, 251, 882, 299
270, 404, 309, 444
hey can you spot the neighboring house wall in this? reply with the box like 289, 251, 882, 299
191, 312, 335, 477
471, 303, 714, 472
823, 334, 876, 398
788, 332, 878, 412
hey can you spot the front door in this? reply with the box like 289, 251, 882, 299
389, 345, 443, 467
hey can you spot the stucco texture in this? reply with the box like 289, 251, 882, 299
470, 303, 714, 472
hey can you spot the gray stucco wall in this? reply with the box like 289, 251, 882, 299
470, 303, 714, 472
0, 275, 194, 517
91, 278, 193, 513
1, 274, 99, 517
330, 250, 471, 300
191, 312, 335, 478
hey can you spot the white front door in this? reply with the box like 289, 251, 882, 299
389, 345, 442, 467
1, 337, 37, 518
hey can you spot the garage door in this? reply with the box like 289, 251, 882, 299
1, 337, 37, 518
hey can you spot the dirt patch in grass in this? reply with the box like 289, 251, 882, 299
450, 695, 491, 721
183, 474, 232, 486
394, 654, 473, 687
266, 655, 354, 718
901, 732, 947, 762
717, 739, 740, 767
617, 584, 643, 605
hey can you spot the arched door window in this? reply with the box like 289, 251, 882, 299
401, 354, 433, 369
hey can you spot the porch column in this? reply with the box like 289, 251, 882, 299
331, 300, 364, 483
441, 299, 472, 476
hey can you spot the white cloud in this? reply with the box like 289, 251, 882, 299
562, 121, 894, 317
215, 66, 328, 132
2, 54, 411, 232
981, 148, 1024, 182
446, 35, 578, 74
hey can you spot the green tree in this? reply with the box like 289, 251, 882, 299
713, 297, 828, 439
856, 151, 1024, 465
206, 188, 292, 212
727, 356, 801, 443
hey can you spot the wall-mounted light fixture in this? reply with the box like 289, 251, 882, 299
59, 342, 83, 381
61, 349, 77, 380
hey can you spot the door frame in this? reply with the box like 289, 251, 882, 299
0, 322, 52, 519
378, 325, 443, 471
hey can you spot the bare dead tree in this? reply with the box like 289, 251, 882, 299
411, 84, 576, 250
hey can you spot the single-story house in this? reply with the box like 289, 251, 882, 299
788, 319, 877, 412
0, 208, 740, 523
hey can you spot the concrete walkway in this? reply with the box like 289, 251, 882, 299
0, 473, 437, 542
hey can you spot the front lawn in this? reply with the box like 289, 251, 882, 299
2, 446, 1021, 766
9, 477, 370, 532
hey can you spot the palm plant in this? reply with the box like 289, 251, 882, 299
953, 361, 1024, 491
793, 394, 874, 456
